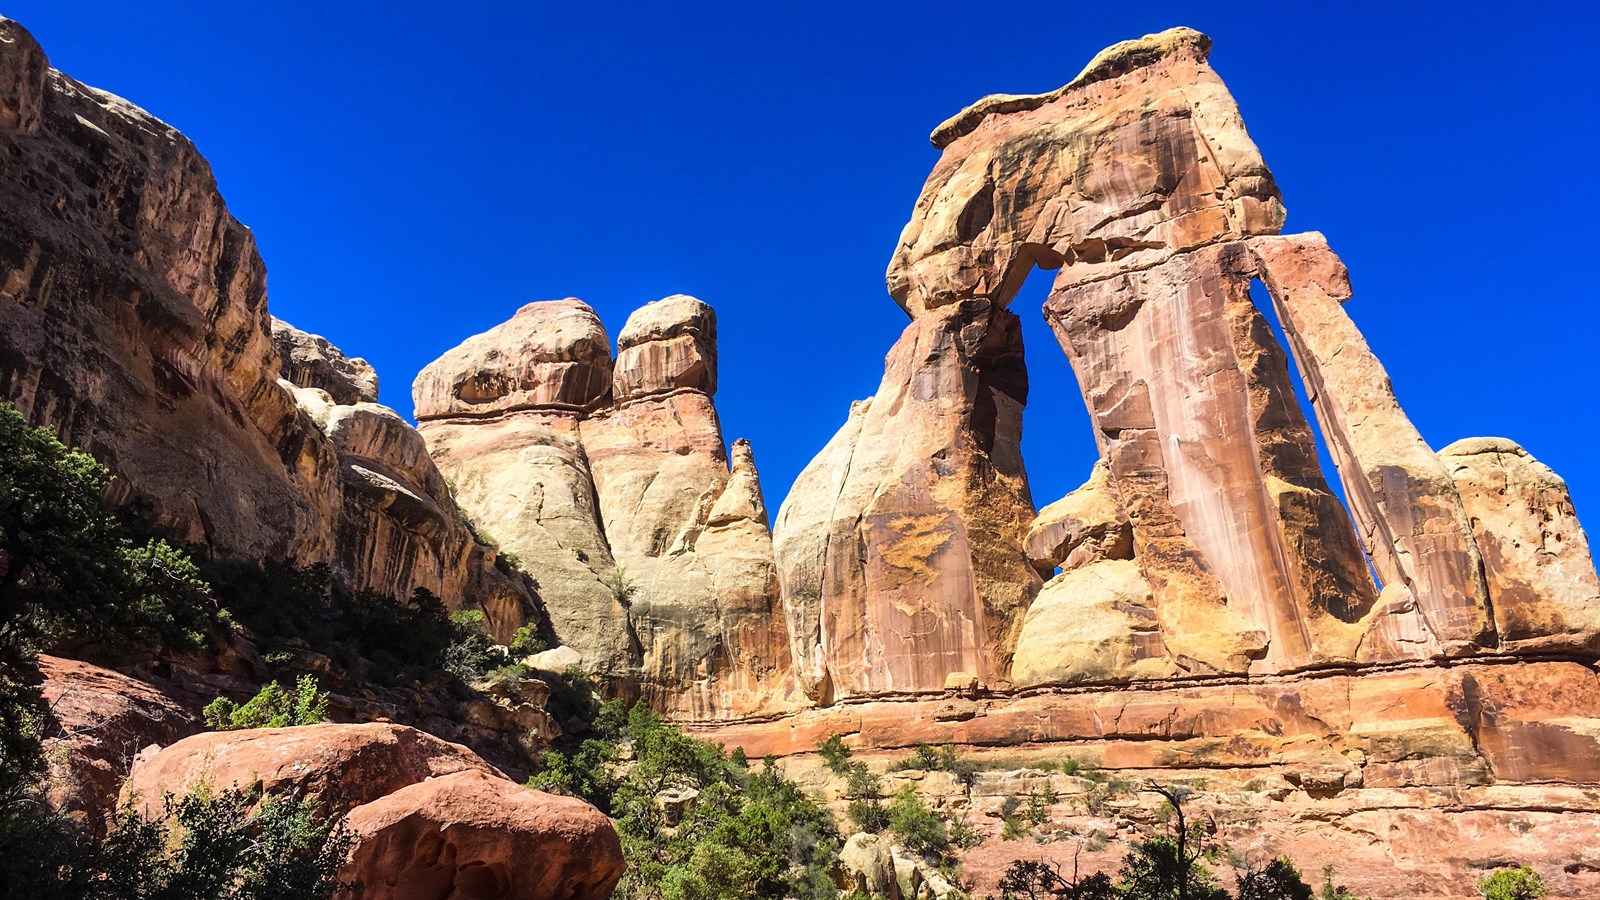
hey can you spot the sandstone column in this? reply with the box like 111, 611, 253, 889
774, 298, 1040, 701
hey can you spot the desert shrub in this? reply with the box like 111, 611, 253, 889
1026, 785, 1057, 826
818, 733, 852, 774
847, 798, 890, 834
1477, 866, 1546, 900
529, 699, 839, 900
507, 624, 546, 658
885, 784, 947, 855
1235, 857, 1314, 900
887, 742, 979, 788
603, 565, 637, 605
203, 675, 330, 730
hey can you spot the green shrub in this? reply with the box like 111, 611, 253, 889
886, 785, 946, 855
1026, 786, 1057, 826
603, 566, 637, 605
528, 698, 839, 900
848, 798, 889, 833
818, 733, 852, 775
203, 675, 329, 731
1478, 866, 1546, 900
1236, 857, 1314, 900
508, 624, 547, 658
887, 742, 979, 789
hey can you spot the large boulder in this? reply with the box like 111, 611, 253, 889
836, 832, 900, 900
121, 722, 499, 819
339, 769, 624, 900
38, 656, 197, 832
1011, 559, 1176, 687
271, 317, 378, 405
1438, 437, 1600, 653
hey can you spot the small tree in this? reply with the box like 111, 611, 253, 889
1117, 782, 1228, 900
817, 734, 852, 775
886, 785, 946, 855
1000, 853, 1117, 900
1478, 866, 1547, 900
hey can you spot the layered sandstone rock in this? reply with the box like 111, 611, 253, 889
0, 19, 526, 634
340, 769, 624, 900
271, 317, 378, 405
583, 297, 793, 718
418, 296, 794, 718
774, 298, 1040, 701
837, 832, 901, 900
415, 299, 627, 672
121, 722, 500, 820
1438, 437, 1600, 653
1023, 461, 1131, 574
1248, 232, 1492, 657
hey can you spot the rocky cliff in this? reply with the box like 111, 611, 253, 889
0, 18, 531, 639
415, 295, 796, 720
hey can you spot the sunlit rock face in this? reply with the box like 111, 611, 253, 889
416, 295, 796, 720
773, 298, 1040, 701
0, 17, 528, 634
880, 25, 1598, 679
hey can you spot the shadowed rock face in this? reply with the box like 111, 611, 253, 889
0, 18, 529, 635
417, 295, 795, 720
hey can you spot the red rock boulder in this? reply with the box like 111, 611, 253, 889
339, 769, 624, 900
121, 722, 499, 819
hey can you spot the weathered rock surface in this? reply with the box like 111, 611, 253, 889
837, 832, 901, 899
774, 298, 1040, 701
121, 722, 500, 820
0, 18, 528, 636
1249, 232, 1493, 658
271, 317, 378, 405
1438, 437, 1600, 653
340, 769, 624, 900
1011, 559, 1174, 687
38, 656, 198, 831
1024, 461, 1131, 574
418, 296, 794, 719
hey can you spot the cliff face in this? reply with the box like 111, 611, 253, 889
0, 19, 530, 635
415, 296, 796, 721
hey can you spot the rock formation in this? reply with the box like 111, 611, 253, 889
120, 722, 502, 820
774, 298, 1040, 701
0, 18, 530, 636
875, 26, 1599, 680
341, 769, 624, 900
124, 723, 624, 900
416, 295, 794, 719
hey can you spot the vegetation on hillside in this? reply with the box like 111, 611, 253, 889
0, 402, 351, 897
531, 699, 841, 900
203, 676, 331, 730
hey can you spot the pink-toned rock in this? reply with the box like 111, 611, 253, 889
340, 769, 623, 900
1249, 232, 1493, 657
121, 722, 500, 820
38, 656, 197, 831
1025, 461, 1132, 573
774, 299, 1040, 701
1437, 437, 1600, 654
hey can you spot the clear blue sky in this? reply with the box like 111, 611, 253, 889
8, 2, 1598, 521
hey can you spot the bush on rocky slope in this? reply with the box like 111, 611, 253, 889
533, 700, 841, 900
